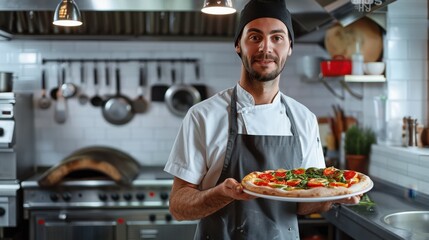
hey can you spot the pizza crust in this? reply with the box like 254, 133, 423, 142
241, 169, 371, 198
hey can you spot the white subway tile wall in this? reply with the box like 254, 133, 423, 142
384, 0, 428, 146
370, 145, 429, 195
0, 40, 347, 166
372, 0, 429, 193
0, 0, 426, 169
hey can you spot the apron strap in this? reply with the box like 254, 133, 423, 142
220, 86, 239, 178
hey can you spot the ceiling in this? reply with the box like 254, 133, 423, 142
0, 0, 394, 43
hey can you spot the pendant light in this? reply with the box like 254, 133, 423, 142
53, 0, 82, 27
201, 0, 237, 15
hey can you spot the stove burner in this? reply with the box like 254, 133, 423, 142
22, 166, 174, 209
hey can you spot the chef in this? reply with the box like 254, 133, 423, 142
164, 0, 360, 239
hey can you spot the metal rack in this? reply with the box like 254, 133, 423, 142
320, 75, 386, 100
42, 58, 200, 64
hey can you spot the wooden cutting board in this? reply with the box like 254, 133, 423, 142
324, 17, 383, 62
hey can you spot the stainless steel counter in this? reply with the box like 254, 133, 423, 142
323, 177, 429, 240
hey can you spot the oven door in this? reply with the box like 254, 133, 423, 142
127, 220, 197, 240
30, 210, 121, 240
29, 209, 198, 240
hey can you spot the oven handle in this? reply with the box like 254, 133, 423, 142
58, 211, 67, 220
141, 229, 158, 239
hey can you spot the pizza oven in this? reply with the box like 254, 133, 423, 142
21, 147, 198, 240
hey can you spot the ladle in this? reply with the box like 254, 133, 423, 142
90, 63, 103, 107
78, 62, 89, 105
38, 69, 51, 109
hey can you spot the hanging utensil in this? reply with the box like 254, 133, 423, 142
49, 63, 62, 100
78, 62, 89, 105
38, 69, 51, 109
90, 63, 103, 107
164, 62, 201, 117
133, 63, 149, 113
101, 66, 134, 125
191, 61, 208, 100
61, 62, 78, 99
103, 62, 112, 100
151, 62, 169, 102
54, 63, 67, 124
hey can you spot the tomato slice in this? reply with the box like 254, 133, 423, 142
323, 167, 337, 176
292, 168, 305, 175
274, 171, 286, 178
328, 182, 349, 188
307, 178, 328, 188
286, 179, 302, 187
347, 177, 359, 185
273, 179, 286, 185
254, 180, 269, 186
258, 173, 274, 181
344, 170, 357, 180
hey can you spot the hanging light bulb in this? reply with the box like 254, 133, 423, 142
201, 0, 236, 15
53, 0, 83, 27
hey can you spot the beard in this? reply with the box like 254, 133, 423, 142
242, 52, 286, 82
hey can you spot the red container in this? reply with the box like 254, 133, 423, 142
320, 56, 352, 77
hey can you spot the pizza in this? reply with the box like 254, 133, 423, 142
241, 166, 371, 198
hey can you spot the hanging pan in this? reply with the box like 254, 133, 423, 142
164, 62, 201, 117
101, 66, 134, 125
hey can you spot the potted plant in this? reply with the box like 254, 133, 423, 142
344, 125, 377, 174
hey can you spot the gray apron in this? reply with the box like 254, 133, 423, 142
194, 87, 303, 240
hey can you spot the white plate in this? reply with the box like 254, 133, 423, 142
243, 179, 374, 202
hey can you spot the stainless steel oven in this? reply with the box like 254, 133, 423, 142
22, 167, 198, 240
30, 209, 197, 240
0, 92, 34, 228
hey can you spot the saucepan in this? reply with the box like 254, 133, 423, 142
320, 55, 352, 77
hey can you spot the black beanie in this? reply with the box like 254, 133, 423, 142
234, 0, 294, 48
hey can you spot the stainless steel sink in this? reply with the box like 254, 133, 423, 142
383, 211, 429, 239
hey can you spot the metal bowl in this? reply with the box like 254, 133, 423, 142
383, 211, 429, 236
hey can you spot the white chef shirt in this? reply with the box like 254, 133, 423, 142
164, 84, 325, 190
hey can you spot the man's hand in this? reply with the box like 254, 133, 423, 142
169, 177, 255, 220
298, 194, 362, 215
220, 178, 257, 200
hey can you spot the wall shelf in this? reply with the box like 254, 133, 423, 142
320, 75, 386, 100
343, 75, 386, 82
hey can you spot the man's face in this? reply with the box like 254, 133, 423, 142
236, 18, 292, 82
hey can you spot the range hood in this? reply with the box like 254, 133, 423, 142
0, 0, 395, 42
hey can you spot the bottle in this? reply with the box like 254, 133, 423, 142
402, 117, 408, 147
352, 41, 364, 75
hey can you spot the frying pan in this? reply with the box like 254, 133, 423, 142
164, 64, 201, 117
102, 67, 134, 125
